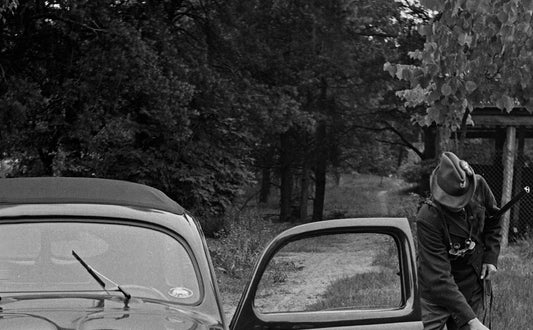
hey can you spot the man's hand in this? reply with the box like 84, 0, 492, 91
468, 317, 490, 330
480, 263, 497, 280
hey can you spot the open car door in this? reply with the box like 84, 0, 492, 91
230, 218, 423, 330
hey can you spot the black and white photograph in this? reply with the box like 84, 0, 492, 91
0, 0, 532, 329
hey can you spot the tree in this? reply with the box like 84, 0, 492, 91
387, 0, 533, 131
223, 0, 417, 221
0, 0, 16, 22
0, 0, 263, 217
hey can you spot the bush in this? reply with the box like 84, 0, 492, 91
198, 215, 226, 238
208, 209, 288, 279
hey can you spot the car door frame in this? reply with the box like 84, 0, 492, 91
230, 217, 423, 330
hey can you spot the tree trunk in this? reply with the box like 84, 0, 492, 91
422, 124, 438, 160
313, 122, 327, 221
500, 126, 516, 249
38, 148, 55, 176
299, 161, 310, 222
279, 132, 293, 222
397, 146, 405, 168
511, 129, 525, 240
259, 147, 274, 204
329, 142, 341, 186
259, 166, 271, 204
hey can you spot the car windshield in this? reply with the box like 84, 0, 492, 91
0, 221, 200, 304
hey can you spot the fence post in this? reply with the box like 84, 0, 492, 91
500, 126, 516, 249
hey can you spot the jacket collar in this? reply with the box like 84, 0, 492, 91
440, 205, 472, 237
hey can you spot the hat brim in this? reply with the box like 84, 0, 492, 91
430, 167, 476, 209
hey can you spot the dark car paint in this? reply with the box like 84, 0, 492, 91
0, 178, 423, 330
0, 296, 218, 329
0, 177, 185, 214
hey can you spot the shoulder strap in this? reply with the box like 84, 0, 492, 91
424, 199, 453, 250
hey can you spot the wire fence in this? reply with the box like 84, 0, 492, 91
456, 138, 533, 242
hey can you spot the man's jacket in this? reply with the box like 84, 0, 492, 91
416, 174, 502, 327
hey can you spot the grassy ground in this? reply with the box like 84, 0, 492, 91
207, 173, 533, 327
492, 241, 533, 328
306, 271, 401, 311
306, 235, 402, 312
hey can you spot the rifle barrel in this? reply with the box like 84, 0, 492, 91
492, 186, 530, 219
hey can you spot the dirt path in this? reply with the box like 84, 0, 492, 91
221, 182, 399, 320
223, 234, 390, 320
254, 235, 383, 313
377, 190, 389, 215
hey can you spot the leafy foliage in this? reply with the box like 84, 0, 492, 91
387, 0, 533, 130
0, 0, 16, 22
0, 0, 261, 215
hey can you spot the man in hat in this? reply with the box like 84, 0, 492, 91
416, 151, 502, 330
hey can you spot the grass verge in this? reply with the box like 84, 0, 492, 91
306, 271, 401, 311
491, 239, 533, 328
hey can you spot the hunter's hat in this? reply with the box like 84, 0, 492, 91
430, 151, 476, 209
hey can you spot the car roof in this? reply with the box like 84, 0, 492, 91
0, 177, 185, 215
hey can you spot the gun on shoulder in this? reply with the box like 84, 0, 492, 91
488, 186, 530, 220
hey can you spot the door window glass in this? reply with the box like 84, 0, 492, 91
255, 233, 401, 313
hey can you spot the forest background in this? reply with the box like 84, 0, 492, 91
0, 0, 433, 227
3, 0, 533, 226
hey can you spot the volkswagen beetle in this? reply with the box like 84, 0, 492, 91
0, 177, 422, 329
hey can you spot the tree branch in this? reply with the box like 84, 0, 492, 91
378, 120, 424, 158
374, 138, 407, 147
31, 13, 108, 33
339, 120, 424, 159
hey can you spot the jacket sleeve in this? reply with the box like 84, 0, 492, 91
417, 207, 476, 327
476, 175, 502, 266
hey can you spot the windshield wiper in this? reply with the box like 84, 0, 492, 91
72, 250, 131, 306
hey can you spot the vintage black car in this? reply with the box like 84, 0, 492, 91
0, 177, 423, 329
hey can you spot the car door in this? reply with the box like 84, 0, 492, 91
230, 218, 423, 330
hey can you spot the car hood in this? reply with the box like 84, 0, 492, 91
0, 296, 220, 330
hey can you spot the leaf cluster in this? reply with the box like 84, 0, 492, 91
387, 0, 533, 129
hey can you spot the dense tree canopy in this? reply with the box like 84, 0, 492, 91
0, 0, 426, 222
0, 0, 263, 215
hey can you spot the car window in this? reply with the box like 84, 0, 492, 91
254, 233, 401, 313
0, 221, 200, 304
